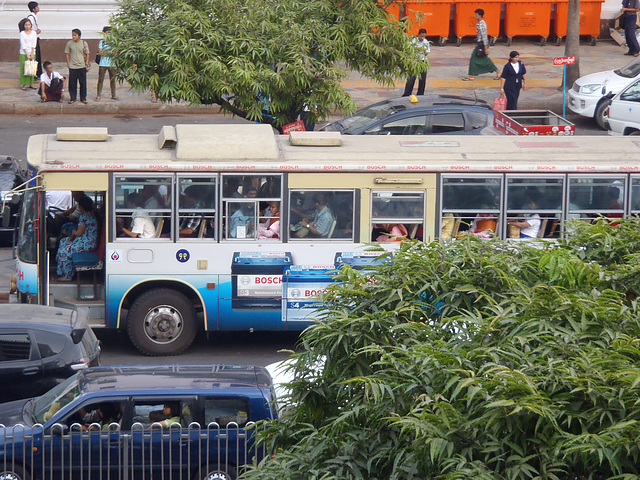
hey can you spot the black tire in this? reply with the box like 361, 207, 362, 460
594, 99, 611, 130
629, 130, 640, 136
0, 464, 29, 480
590, 36, 597, 46
456, 37, 462, 47
506, 37, 512, 47
540, 36, 547, 46
197, 466, 237, 480
127, 288, 197, 356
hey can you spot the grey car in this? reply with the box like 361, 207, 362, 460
0, 305, 100, 403
320, 95, 497, 135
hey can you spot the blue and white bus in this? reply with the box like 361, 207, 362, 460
14, 124, 640, 354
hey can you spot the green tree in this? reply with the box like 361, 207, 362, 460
243, 219, 640, 480
108, 0, 422, 128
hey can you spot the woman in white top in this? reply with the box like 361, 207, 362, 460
19, 19, 37, 90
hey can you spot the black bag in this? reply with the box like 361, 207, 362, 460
18, 17, 28, 32
476, 41, 486, 57
95, 54, 101, 65
49, 76, 63, 92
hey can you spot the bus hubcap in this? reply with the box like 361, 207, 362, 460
144, 306, 183, 344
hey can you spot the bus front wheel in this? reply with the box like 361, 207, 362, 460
127, 289, 197, 356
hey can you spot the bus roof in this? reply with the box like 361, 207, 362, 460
26, 124, 640, 174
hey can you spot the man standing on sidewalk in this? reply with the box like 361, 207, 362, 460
64, 29, 90, 104
403, 28, 430, 97
621, 0, 640, 56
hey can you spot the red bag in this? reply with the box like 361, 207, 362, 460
493, 96, 507, 111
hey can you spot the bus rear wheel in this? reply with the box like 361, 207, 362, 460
127, 289, 197, 356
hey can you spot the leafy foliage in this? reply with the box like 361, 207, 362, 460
243, 219, 640, 480
108, 0, 422, 127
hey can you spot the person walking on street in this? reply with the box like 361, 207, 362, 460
96, 26, 118, 101
500, 51, 526, 110
19, 19, 37, 91
463, 9, 500, 81
403, 28, 430, 97
26, 2, 42, 78
64, 28, 90, 104
39, 61, 65, 102
621, 0, 640, 56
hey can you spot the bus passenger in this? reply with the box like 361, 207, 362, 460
259, 201, 280, 239
56, 195, 98, 281
142, 184, 165, 209
508, 188, 542, 238
119, 193, 156, 239
375, 224, 408, 242
293, 193, 335, 238
469, 208, 497, 238
179, 185, 204, 237
50, 191, 89, 236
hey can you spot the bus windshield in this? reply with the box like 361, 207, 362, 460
17, 189, 37, 264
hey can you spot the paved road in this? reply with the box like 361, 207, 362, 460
95, 329, 298, 367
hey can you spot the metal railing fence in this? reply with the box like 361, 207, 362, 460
0, 422, 264, 480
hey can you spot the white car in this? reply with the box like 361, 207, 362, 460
606, 77, 640, 136
567, 56, 640, 129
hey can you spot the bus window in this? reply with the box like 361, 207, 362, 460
177, 176, 217, 240
441, 176, 501, 239
114, 176, 172, 240
289, 190, 354, 240
567, 176, 625, 226
631, 176, 640, 215
221, 175, 281, 241
506, 176, 563, 239
371, 191, 424, 242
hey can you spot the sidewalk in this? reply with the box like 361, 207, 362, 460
0, 38, 632, 117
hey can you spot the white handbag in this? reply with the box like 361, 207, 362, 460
23, 59, 37, 77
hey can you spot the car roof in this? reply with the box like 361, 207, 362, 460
77, 365, 273, 395
380, 94, 491, 109
0, 304, 80, 330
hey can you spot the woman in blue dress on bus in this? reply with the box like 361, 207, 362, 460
56, 195, 98, 281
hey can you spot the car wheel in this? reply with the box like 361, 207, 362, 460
0, 464, 29, 480
628, 130, 640, 136
127, 288, 197, 356
594, 99, 611, 130
198, 466, 237, 480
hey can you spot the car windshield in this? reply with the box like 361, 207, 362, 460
341, 101, 406, 134
615, 57, 640, 78
33, 373, 81, 424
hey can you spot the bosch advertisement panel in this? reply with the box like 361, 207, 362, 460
231, 252, 292, 309
283, 265, 337, 323
335, 251, 388, 270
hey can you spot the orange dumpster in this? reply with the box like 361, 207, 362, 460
504, 0, 554, 45
404, 0, 453, 45
378, 1, 402, 21
453, 0, 502, 46
554, 0, 604, 45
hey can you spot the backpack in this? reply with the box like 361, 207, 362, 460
18, 17, 28, 32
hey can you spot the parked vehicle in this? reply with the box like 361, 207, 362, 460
320, 95, 497, 135
0, 364, 276, 480
567, 56, 640, 129
606, 77, 640, 136
0, 305, 100, 403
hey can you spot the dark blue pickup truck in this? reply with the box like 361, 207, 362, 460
0, 364, 277, 480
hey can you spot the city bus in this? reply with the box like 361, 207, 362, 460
13, 124, 640, 355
